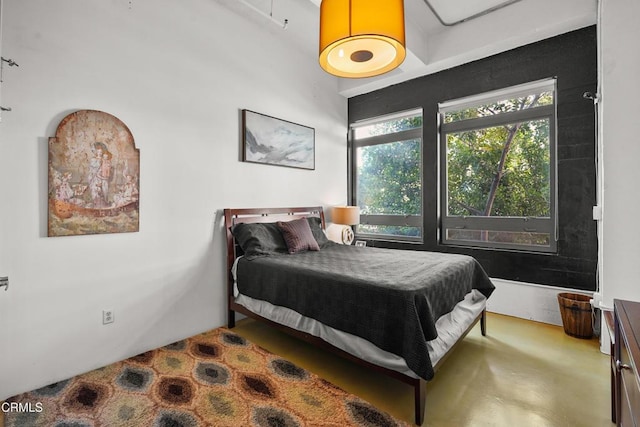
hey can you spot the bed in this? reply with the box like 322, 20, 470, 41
224, 206, 495, 425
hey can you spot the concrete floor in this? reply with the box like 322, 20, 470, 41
231, 312, 612, 427
0, 313, 611, 427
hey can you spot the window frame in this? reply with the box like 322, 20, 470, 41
349, 108, 424, 243
438, 78, 558, 253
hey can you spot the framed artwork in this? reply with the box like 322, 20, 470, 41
48, 110, 140, 237
242, 109, 315, 170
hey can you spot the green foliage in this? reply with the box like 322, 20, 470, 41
447, 121, 550, 217
357, 139, 422, 217
444, 92, 553, 124
355, 114, 423, 237
358, 224, 422, 238
353, 93, 553, 244
356, 115, 423, 138
446, 94, 552, 218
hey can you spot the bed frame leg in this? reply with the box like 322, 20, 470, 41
414, 379, 426, 425
228, 308, 236, 329
481, 309, 487, 336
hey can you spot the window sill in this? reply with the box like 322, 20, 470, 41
439, 241, 558, 256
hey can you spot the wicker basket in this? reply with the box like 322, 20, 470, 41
557, 292, 593, 339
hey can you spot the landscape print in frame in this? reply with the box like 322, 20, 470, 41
242, 109, 315, 170
48, 110, 140, 237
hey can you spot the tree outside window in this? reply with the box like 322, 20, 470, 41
440, 79, 557, 252
351, 110, 423, 241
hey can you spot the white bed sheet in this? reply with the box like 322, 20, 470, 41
232, 257, 487, 379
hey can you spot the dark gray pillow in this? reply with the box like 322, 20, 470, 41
231, 222, 288, 259
231, 216, 330, 259
306, 216, 330, 248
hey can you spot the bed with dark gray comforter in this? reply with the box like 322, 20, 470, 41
235, 242, 494, 381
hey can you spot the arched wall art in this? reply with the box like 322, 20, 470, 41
48, 110, 140, 237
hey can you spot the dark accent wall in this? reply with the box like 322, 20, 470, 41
348, 26, 598, 291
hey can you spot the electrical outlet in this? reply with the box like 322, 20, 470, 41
103, 309, 114, 324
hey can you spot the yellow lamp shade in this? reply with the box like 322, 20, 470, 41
332, 206, 360, 225
319, 0, 406, 79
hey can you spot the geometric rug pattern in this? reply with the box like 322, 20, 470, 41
5, 327, 410, 426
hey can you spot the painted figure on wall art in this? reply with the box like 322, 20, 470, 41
48, 110, 140, 236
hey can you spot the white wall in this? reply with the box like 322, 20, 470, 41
0, 0, 346, 399
487, 279, 592, 327
600, 0, 640, 308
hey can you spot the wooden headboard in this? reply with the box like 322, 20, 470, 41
222, 206, 325, 317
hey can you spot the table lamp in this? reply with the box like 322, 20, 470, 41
332, 206, 360, 245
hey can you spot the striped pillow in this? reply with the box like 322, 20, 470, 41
277, 217, 321, 254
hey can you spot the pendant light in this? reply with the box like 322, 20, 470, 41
319, 0, 406, 79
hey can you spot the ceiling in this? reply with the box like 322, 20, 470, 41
224, 0, 597, 97
424, 0, 521, 25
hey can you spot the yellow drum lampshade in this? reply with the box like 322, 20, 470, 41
319, 0, 406, 79
332, 206, 360, 225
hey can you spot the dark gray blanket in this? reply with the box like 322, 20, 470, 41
236, 243, 495, 380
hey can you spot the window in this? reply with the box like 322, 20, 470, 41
350, 109, 423, 241
439, 79, 557, 252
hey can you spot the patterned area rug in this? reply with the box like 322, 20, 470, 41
6, 327, 409, 426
